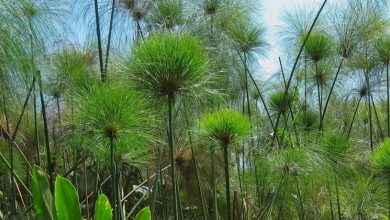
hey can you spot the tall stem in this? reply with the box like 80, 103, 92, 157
3, 97, 16, 215
271, 0, 328, 146
104, 0, 116, 78
168, 94, 179, 220
334, 169, 341, 220
11, 77, 36, 140
388, 173, 390, 219
211, 146, 217, 220
93, 0, 105, 81
38, 71, 53, 192
327, 180, 334, 220
151, 145, 163, 219
294, 176, 304, 220
223, 144, 232, 220
347, 96, 363, 139
279, 57, 299, 144
110, 137, 118, 220
320, 58, 345, 130
387, 64, 389, 137
33, 84, 40, 165
371, 95, 384, 140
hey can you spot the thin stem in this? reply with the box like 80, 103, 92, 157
223, 144, 232, 220
33, 83, 40, 166
236, 52, 276, 133
0, 150, 32, 197
3, 97, 16, 215
168, 94, 179, 220
93, 0, 105, 81
11, 77, 36, 140
334, 169, 341, 220
151, 145, 163, 219
387, 64, 389, 137
320, 58, 345, 130
110, 137, 118, 220
327, 180, 334, 220
347, 96, 363, 139
294, 176, 305, 220
371, 95, 384, 140
104, 0, 116, 78
388, 173, 390, 219
279, 57, 299, 144
211, 145, 217, 220
271, 0, 328, 146
38, 71, 53, 192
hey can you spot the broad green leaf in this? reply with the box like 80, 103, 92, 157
94, 194, 112, 220
135, 206, 151, 220
55, 176, 82, 220
32, 165, 55, 220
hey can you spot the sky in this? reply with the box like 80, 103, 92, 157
258, 0, 327, 77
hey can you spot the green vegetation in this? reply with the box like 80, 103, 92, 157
0, 0, 390, 219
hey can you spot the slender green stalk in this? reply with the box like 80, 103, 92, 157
279, 57, 299, 144
55, 97, 66, 170
327, 180, 334, 220
320, 58, 345, 130
168, 94, 179, 220
211, 145, 217, 220
388, 173, 390, 219
33, 83, 40, 165
387, 64, 389, 137
223, 143, 232, 220
11, 77, 36, 140
334, 170, 341, 220
136, 20, 144, 41
151, 145, 163, 219
371, 95, 384, 139
183, 107, 207, 220
347, 96, 363, 139
104, 0, 116, 78
110, 137, 118, 220
236, 51, 275, 133
271, 0, 328, 146
3, 97, 16, 215
367, 92, 373, 152
38, 71, 53, 192
93, 0, 105, 81
294, 176, 304, 220
0, 152, 31, 196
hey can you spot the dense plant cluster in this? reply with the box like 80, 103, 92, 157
0, 0, 390, 219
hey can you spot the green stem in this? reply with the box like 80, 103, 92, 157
294, 176, 305, 220
334, 169, 341, 220
110, 137, 118, 220
33, 83, 40, 166
211, 146, 217, 220
3, 97, 16, 215
93, 0, 105, 81
103, 0, 116, 79
279, 57, 299, 144
223, 144, 232, 220
347, 96, 363, 139
38, 71, 53, 192
11, 77, 36, 140
327, 181, 334, 220
387, 64, 389, 137
271, 0, 328, 146
168, 94, 179, 220
151, 145, 163, 219
387, 173, 390, 219
320, 58, 345, 131
371, 95, 384, 140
